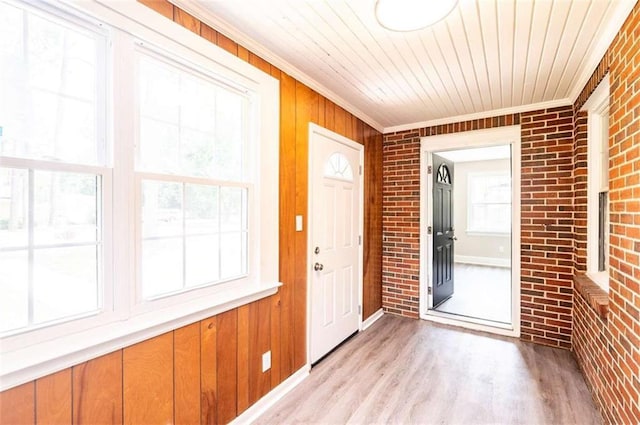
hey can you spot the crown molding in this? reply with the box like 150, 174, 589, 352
169, 0, 635, 137
383, 98, 572, 134
169, 0, 385, 133
566, 0, 636, 104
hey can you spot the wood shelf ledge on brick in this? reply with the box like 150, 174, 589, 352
573, 275, 609, 320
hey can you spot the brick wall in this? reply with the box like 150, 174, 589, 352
519, 106, 575, 349
382, 116, 520, 318
572, 2, 640, 423
383, 110, 576, 348
382, 130, 421, 317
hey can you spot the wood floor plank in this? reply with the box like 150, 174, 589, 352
256, 315, 602, 425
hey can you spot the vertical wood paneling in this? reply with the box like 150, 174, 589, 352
248, 298, 272, 405
343, 112, 353, 140
310, 90, 319, 126
200, 23, 218, 44
334, 105, 346, 136
270, 294, 282, 388
200, 317, 217, 425
279, 72, 297, 380
174, 323, 200, 425
294, 82, 315, 370
363, 127, 383, 318
138, 0, 173, 19
325, 101, 335, 132
317, 96, 326, 127
249, 52, 271, 75
216, 309, 238, 424
36, 369, 71, 425
351, 115, 359, 142
237, 46, 250, 62
123, 333, 173, 425
217, 32, 238, 56
0, 382, 34, 425
72, 351, 123, 425
237, 305, 250, 413
173, 7, 200, 34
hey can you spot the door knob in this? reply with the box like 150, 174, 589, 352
314, 263, 324, 271
448, 236, 457, 241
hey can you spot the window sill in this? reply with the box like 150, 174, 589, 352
0, 281, 281, 391
574, 274, 609, 320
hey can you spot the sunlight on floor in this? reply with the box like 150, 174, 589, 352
435, 263, 511, 324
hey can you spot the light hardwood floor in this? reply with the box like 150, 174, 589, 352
256, 315, 600, 425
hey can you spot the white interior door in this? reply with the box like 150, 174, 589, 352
309, 124, 363, 364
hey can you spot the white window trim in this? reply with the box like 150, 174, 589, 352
466, 171, 511, 235
1, 0, 280, 391
581, 75, 609, 292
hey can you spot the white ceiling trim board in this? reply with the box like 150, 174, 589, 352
565, 0, 636, 103
383, 97, 572, 134
169, 0, 386, 133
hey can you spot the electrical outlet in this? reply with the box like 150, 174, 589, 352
262, 351, 271, 372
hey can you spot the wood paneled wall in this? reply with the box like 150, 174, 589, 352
0, 1, 383, 424
0, 299, 275, 425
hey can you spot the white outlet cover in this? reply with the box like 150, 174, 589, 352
262, 350, 271, 372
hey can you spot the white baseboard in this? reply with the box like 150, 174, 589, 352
455, 255, 510, 268
230, 364, 310, 425
361, 308, 384, 331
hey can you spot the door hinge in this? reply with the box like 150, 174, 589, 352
358, 305, 362, 315
428, 287, 432, 295
427, 226, 432, 235
359, 235, 362, 245
427, 165, 432, 174
359, 165, 362, 175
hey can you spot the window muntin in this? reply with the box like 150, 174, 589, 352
137, 53, 247, 181
0, 1, 107, 337
140, 180, 248, 299
0, 1, 105, 165
436, 164, 451, 184
467, 172, 511, 234
324, 152, 353, 181
136, 51, 251, 301
0, 165, 104, 336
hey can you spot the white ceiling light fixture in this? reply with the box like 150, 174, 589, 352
375, 0, 458, 32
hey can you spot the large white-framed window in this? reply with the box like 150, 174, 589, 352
0, 0, 279, 391
466, 172, 511, 234
0, 0, 113, 339
135, 48, 251, 304
581, 76, 609, 292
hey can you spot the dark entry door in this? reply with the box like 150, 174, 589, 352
432, 154, 455, 307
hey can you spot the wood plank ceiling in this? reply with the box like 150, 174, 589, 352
177, 0, 635, 131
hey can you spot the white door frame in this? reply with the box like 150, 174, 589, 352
307, 123, 364, 365
419, 125, 522, 338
